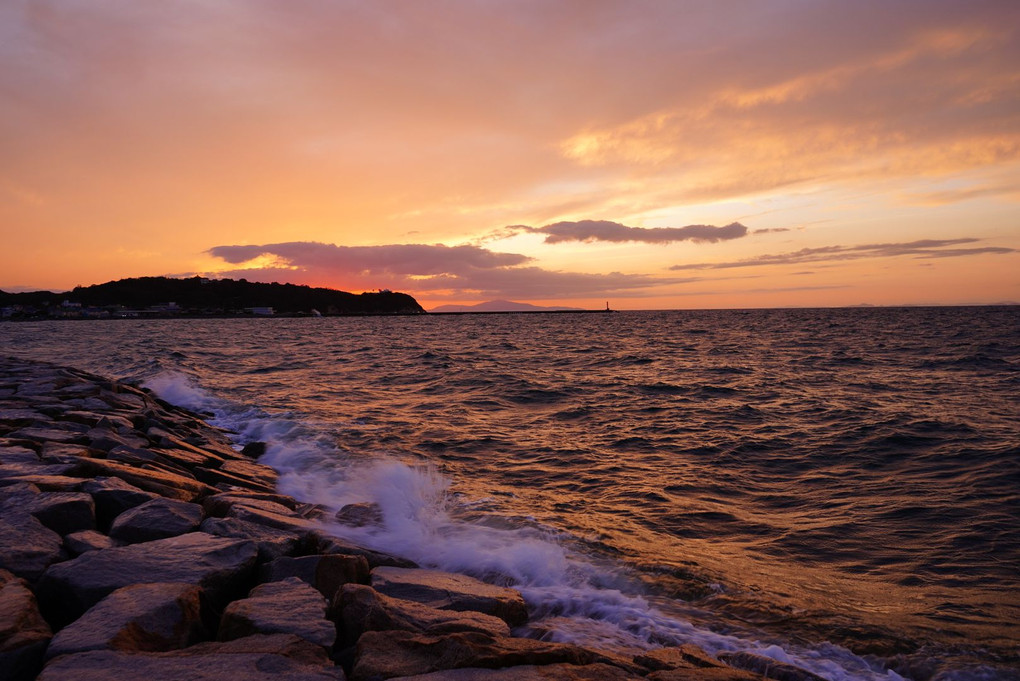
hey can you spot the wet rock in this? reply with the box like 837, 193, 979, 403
335, 503, 384, 528
646, 668, 761, 681
38, 634, 345, 680
82, 476, 161, 527
37, 532, 258, 627
199, 517, 304, 562
261, 554, 370, 603
635, 644, 727, 671
241, 441, 267, 458
194, 466, 277, 493
0, 513, 64, 582
314, 535, 419, 570
24, 492, 96, 535
337, 584, 510, 647
220, 460, 278, 486
76, 459, 217, 501
229, 505, 317, 533
717, 652, 828, 681
386, 663, 642, 680
219, 577, 336, 650
64, 530, 116, 555
109, 497, 204, 543
204, 493, 298, 518
371, 567, 528, 627
45, 582, 205, 658
351, 630, 598, 680
0, 569, 52, 681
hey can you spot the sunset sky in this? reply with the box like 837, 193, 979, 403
2, 0, 1018, 309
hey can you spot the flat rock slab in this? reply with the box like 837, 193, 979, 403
46, 582, 204, 658
199, 517, 303, 562
338, 584, 510, 647
37, 532, 257, 626
108, 497, 203, 543
389, 663, 642, 680
635, 644, 727, 671
38, 638, 345, 681
0, 513, 64, 582
82, 477, 161, 526
371, 567, 528, 627
647, 668, 762, 681
0, 569, 52, 681
220, 577, 335, 650
717, 652, 828, 681
262, 554, 370, 603
352, 631, 599, 681
76, 459, 216, 502
64, 530, 116, 555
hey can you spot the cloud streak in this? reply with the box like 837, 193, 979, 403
207, 241, 695, 299
505, 220, 748, 244
670, 239, 1015, 270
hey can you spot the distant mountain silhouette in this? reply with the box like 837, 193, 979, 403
431, 300, 584, 312
0, 276, 424, 316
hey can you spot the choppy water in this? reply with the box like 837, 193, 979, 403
2, 307, 1018, 680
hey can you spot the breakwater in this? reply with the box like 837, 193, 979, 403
0, 355, 829, 681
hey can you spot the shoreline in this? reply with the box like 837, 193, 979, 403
1, 355, 831, 681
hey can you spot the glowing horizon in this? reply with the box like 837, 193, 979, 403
1, 1, 1018, 310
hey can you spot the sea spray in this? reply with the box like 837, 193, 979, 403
141, 369, 909, 681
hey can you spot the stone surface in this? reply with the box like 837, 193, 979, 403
204, 492, 298, 518
371, 567, 528, 627
219, 577, 336, 650
262, 554, 370, 603
64, 530, 116, 555
76, 458, 217, 501
38, 635, 345, 681
108, 497, 204, 543
334, 502, 384, 528
200, 516, 304, 561
717, 652, 828, 681
635, 644, 726, 671
24, 492, 96, 535
337, 584, 510, 647
37, 532, 258, 626
387, 664, 641, 680
82, 476, 161, 527
0, 513, 64, 582
351, 631, 599, 681
0, 569, 52, 681
315, 535, 418, 570
45, 582, 204, 658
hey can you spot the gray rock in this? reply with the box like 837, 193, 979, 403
25, 492, 96, 535
313, 534, 418, 570
229, 505, 318, 533
6, 427, 89, 445
194, 466, 276, 493
220, 459, 279, 487
0, 569, 52, 681
38, 635, 345, 680
0, 473, 85, 492
351, 630, 599, 680
45, 582, 204, 658
37, 532, 258, 627
0, 513, 64, 582
205, 493, 298, 518
634, 644, 726, 671
219, 578, 336, 650
109, 497, 203, 543
261, 554, 370, 603
82, 476, 161, 527
64, 530, 116, 555
388, 663, 642, 680
717, 652, 828, 681
199, 517, 303, 562
646, 667, 761, 681
0, 446, 38, 464
371, 567, 528, 627
337, 584, 510, 648
76, 458, 216, 501
335, 502, 384, 528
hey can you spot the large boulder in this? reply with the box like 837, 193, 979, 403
717, 652, 828, 681
351, 631, 599, 680
108, 497, 204, 544
371, 568, 528, 627
384, 664, 641, 680
261, 554, 370, 603
199, 517, 304, 562
37, 634, 345, 680
76, 459, 216, 502
219, 577, 335, 650
0, 513, 64, 582
82, 477, 160, 528
63, 530, 116, 555
314, 535, 418, 570
24, 492, 96, 535
0, 569, 52, 681
37, 532, 258, 626
337, 584, 510, 647
45, 582, 204, 658
634, 645, 728, 672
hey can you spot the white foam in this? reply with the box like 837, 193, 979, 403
142, 371, 908, 681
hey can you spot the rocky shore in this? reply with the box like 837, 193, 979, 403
0, 355, 826, 681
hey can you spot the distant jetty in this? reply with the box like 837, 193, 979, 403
0, 277, 424, 321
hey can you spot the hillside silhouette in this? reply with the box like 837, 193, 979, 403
0, 276, 424, 317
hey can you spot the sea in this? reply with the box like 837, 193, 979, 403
2, 306, 1018, 681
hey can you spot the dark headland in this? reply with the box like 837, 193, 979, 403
0, 277, 424, 321
0, 356, 831, 681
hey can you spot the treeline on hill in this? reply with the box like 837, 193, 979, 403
0, 276, 424, 315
